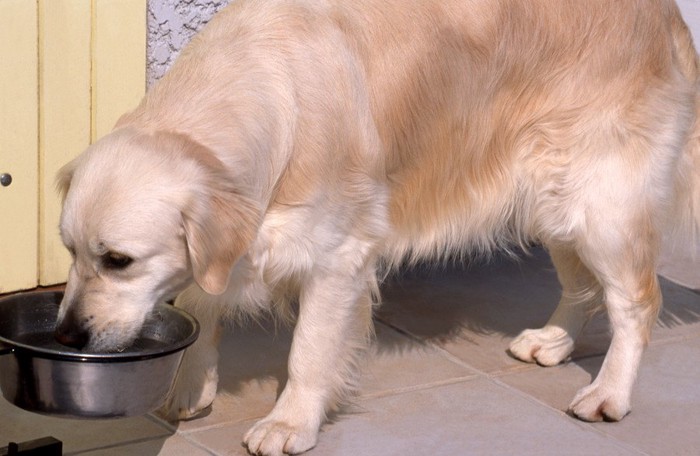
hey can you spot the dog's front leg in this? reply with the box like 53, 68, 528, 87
243, 264, 375, 456
159, 285, 224, 420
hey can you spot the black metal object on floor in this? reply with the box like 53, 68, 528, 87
0, 437, 62, 456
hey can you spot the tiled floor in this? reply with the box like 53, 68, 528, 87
2, 248, 699, 455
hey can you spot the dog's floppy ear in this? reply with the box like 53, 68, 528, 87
55, 158, 79, 203
179, 141, 262, 295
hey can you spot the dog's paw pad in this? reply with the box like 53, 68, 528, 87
508, 327, 575, 367
243, 419, 318, 456
568, 383, 630, 422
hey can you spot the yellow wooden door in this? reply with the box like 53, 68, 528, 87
0, 0, 146, 293
39, 0, 147, 286
0, 1, 39, 293
38, 0, 92, 287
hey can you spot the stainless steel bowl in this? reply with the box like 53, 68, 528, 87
0, 291, 199, 418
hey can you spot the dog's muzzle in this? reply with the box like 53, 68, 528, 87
54, 309, 90, 350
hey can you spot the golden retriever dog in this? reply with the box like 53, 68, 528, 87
55, 0, 700, 454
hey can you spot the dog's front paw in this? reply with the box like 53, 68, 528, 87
243, 418, 319, 456
159, 368, 218, 420
157, 347, 219, 421
509, 326, 575, 367
568, 382, 631, 422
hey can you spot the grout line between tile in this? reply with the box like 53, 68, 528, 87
359, 374, 480, 400
145, 408, 268, 441
174, 414, 269, 436
373, 316, 426, 344
178, 433, 220, 456
145, 412, 178, 433
377, 315, 557, 378
649, 330, 700, 346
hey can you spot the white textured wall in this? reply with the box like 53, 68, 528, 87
147, 0, 234, 87
678, 0, 700, 44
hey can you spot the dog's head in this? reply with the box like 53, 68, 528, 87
55, 128, 260, 352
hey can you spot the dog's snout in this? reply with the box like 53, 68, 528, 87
54, 311, 90, 350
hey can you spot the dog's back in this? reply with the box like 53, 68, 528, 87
117, 1, 700, 317
348, 0, 699, 264
128, 0, 700, 262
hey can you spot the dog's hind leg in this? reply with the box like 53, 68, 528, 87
509, 245, 603, 366
560, 145, 665, 421
243, 250, 376, 456
566, 222, 662, 422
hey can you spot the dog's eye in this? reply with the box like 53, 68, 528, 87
102, 252, 133, 270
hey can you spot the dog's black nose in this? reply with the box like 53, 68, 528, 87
54, 319, 90, 350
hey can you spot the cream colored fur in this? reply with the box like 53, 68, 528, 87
56, 1, 700, 455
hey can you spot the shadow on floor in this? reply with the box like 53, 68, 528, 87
213, 247, 700, 400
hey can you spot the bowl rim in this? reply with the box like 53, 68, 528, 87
0, 291, 200, 363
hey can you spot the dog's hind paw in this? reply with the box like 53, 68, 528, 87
243, 419, 318, 456
508, 326, 575, 367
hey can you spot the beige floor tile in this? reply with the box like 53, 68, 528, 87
497, 356, 601, 413
360, 322, 477, 398
187, 426, 250, 456
72, 434, 213, 456
659, 240, 700, 290
590, 336, 700, 455
0, 399, 170, 454
499, 336, 700, 455
159, 319, 477, 437
188, 246, 684, 455
653, 277, 700, 341
189, 378, 640, 456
